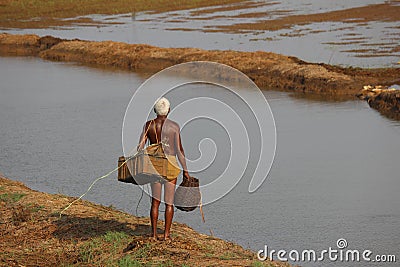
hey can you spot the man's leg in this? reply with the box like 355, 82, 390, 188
150, 182, 162, 239
163, 179, 177, 240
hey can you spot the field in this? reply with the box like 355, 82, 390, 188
0, 0, 244, 28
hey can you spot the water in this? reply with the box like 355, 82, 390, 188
2, 0, 399, 67
1, 57, 399, 266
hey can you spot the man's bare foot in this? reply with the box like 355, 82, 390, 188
163, 236, 172, 243
148, 236, 158, 242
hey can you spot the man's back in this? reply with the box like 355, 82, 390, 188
146, 117, 180, 156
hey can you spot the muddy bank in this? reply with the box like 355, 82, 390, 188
1, 33, 399, 98
357, 86, 400, 120
0, 173, 288, 266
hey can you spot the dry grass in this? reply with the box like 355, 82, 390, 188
0, 0, 244, 28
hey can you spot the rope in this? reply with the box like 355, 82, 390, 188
59, 155, 134, 217
198, 192, 213, 236
59, 120, 155, 217
199, 192, 205, 223
135, 188, 144, 216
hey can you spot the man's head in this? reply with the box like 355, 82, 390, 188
154, 97, 170, 116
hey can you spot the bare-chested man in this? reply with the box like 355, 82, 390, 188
137, 97, 190, 241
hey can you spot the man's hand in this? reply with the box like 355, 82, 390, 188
183, 170, 190, 180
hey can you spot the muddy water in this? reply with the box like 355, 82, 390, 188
1, 57, 399, 266
2, 0, 399, 68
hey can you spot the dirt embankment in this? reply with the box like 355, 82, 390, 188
1, 33, 399, 98
368, 91, 400, 120
357, 86, 400, 120
0, 174, 288, 266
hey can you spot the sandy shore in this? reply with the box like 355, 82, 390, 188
0, 173, 290, 266
1, 33, 399, 99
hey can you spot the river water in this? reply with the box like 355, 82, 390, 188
0, 57, 399, 266
1, 0, 400, 265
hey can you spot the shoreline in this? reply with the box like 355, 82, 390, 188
2, 32, 399, 119
357, 86, 400, 120
0, 173, 289, 266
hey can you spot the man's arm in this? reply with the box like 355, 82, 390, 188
137, 122, 148, 151
175, 128, 190, 179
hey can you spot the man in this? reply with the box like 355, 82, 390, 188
137, 97, 190, 241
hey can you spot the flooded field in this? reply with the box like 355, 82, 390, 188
2, 0, 399, 67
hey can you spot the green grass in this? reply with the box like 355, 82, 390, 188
204, 252, 214, 258
156, 260, 174, 267
251, 261, 274, 267
251, 261, 264, 267
78, 231, 136, 265
116, 257, 176, 267
77, 232, 175, 266
79, 238, 102, 263
30, 204, 45, 212
170, 232, 179, 238
0, 186, 5, 190
117, 255, 143, 267
131, 243, 153, 259
103, 231, 129, 243
0, 192, 26, 203
219, 252, 237, 260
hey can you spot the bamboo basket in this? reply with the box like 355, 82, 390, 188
174, 176, 201, 212
118, 150, 168, 185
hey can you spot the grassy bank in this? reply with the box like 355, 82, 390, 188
0, 0, 244, 28
0, 174, 288, 266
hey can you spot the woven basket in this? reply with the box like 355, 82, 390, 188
174, 176, 201, 212
118, 145, 168, 184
